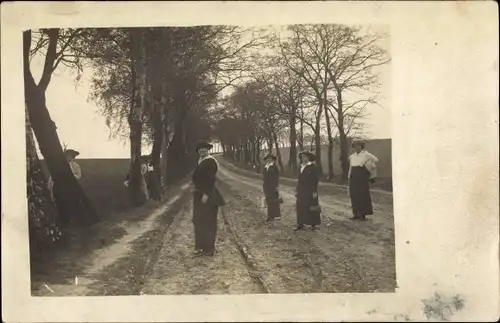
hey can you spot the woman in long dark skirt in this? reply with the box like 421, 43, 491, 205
348, 140, 379, 220
262, 153, 281, 222
191, 140, 226, 257
295, 151, 321, 231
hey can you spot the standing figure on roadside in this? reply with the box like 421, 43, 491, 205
348, 140, 379, 221
295, 150, 321, 231
191, 140, 226, 257
144, 156, 162, 201
262, 153, 282, 222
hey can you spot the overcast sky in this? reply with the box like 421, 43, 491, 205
31, 26, 391, 159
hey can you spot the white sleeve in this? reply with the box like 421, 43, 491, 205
366, 152, 379, 163
348, 156, 352, 179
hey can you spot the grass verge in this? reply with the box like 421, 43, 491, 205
30, 179, 190, 293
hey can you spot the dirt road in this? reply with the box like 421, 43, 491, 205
32, 158, 396, 296
139, 159, 396, 294
215, 160, 396, 293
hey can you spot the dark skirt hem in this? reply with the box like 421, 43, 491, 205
296, 196, 321, 226
349, 166, 373, 216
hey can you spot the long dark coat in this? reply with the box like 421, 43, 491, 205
191, 156, 225, 253
263, 163, 281, 220
296, 163, 321, 226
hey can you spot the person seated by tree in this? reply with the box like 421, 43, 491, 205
47, 148, 81, 201
123, 156, 150, 202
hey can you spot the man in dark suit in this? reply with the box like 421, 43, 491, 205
262, 153, 282, 222
295, 150, 321, 231
191, 140, 225, 256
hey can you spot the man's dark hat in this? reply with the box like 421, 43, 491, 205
64, 149, 80, 158
263, 153, 277, 161
196, 140, 213, 151
298, 150, 316, 161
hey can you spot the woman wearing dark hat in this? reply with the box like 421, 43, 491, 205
262, 153, 282, 222
295, 150, 321, 231
191, 140, 226, 256
348, 140, 379, 220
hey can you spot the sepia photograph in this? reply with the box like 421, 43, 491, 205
26, 23, 393, 296
2, 1, 499, 322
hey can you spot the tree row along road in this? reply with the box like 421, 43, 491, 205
33, 158, 396, 295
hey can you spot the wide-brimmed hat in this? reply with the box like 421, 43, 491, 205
64, 149, 80, 158
196, 140, 213, 151
351, 139, 366, 148
263, 153, 277, 161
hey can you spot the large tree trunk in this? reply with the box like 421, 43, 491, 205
23, 30, 99, 225
167, 93, 190, 183
335, 87, 349, 179
26, 105, 62, 257
149, 39, 166, 198
298, 110, 304, 151
314, 109, 324, 177
338, 117, 349, 179
167, 121, 187, 183
149, 75, 164, 200
150, 101, 163, 201
288, 112, 298, 174
160, 129, 169, 190
324, 100, 335, 181
272, 130, 284, 171
160, 83, 170, 191
128, 29, 148, 206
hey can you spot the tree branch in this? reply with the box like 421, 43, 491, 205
38, 29, 60, 92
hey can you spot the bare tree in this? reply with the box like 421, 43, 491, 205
274, 25, 333, 177
324, 26, 390, 178
255, 67, 307, 174
24, 29, 99, 224
128, 28, 149, 206
275, 25, 389, 180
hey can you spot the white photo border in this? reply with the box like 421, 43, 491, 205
1, 1, 499, 322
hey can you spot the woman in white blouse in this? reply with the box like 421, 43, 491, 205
348, 140, 379, 220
